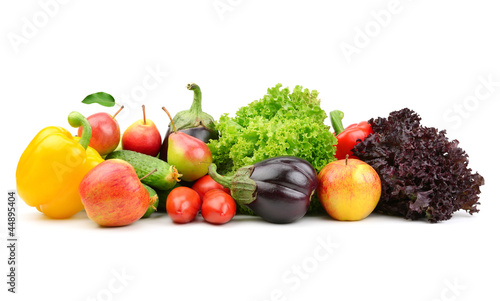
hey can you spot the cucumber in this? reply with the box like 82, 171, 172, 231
106, 150, 180, 190
142, 183, 159, 218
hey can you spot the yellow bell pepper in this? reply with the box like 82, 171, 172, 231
16, 111, 103, 219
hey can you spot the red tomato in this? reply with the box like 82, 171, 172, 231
166, 187, 201, 224
192, 175, 231, 200
201, 189, 236, 225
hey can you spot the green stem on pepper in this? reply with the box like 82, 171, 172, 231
330, 110, 345, 136
68, 111, 92, 150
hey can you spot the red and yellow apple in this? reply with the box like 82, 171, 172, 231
79, 159, 150, 227
318, 158, 381, 221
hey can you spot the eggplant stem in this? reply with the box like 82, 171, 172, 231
208, 164, 232, 188
186, 83, 202, 115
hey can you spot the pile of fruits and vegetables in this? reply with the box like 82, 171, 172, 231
15, 83, 485, 226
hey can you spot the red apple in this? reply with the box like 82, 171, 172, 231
122, 105, 162, 157
79, 159, 150, 227
318, 157, 381, 221
78, 106, 123, 156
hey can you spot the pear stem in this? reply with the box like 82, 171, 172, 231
139, 168, 157, 181
112, 105, 124, 119
162, 107, 177, 133
142, 105, 146, 125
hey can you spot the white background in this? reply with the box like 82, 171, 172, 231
1, 1, 499, 300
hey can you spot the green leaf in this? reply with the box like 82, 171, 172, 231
82, 92, 115, 107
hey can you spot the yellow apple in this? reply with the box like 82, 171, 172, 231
318, 158, 381, 221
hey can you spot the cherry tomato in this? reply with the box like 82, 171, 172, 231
192, 175, 231, 200
166, 187, 201, 224
201, 189, 236, 225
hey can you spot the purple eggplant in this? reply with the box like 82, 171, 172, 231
208, 156, 318, 224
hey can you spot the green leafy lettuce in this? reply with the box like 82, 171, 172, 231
208, 84, 336, 214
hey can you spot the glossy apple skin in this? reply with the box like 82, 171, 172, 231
78, 112, 120, 156
79, 159, 150, 227
167, 132, 212, 182
122, 119, 162, 157
318, 158, 381, 221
